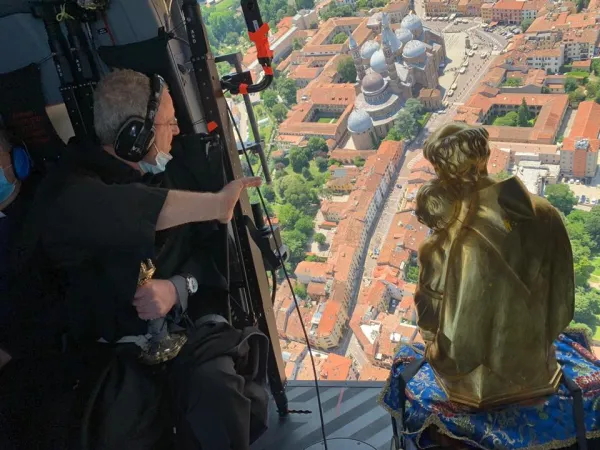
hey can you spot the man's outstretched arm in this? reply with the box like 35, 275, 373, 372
156, 176, 261, 230
46, 176, 261, 252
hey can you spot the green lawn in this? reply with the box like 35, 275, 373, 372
566, 71, 591, 79
204, 0, 238, 12
317, 117, 338, 124
592, 256, 600, 277
594, 319, 600, 341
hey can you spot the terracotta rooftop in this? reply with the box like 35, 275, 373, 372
316, 301, 343, 337
279, 339, 307, 364
331, 243, 358, 284
493, 0, 525, 10
562, 28, 599, 44
461, 92, 569, 144
294, 261, 332, 280
285, 304, 315, 342
572, 59, 592, 69
296, 351, 328, 380
487, 146, 511, 174
330, 149, 377, 161
359, 364, 390, 381
527, 12, 597, 33
320, 353, 352, 381
288, 64, 323, 80
307, 282, 327, 298
563, 101, 600, 153
364, 280, 389, 309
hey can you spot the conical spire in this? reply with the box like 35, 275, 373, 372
348, 32, 358, 49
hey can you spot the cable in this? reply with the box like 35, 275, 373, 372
226, 104, 329, 450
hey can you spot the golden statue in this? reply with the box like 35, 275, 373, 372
414, 123, 574, 408
138, 259, 187, 365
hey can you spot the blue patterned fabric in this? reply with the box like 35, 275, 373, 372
380, 331, 600, 449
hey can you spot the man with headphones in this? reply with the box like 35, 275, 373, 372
0, 128, 34, 368
17, 69, 264, 449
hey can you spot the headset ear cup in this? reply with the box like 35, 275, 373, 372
114, 117, 146, 162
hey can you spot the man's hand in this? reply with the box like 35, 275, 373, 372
217, 177, 262, 223
133, 279, 178, 320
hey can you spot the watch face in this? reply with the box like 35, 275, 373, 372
187, 276, 199, 294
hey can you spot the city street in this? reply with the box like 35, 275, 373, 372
340, 20, 505, 364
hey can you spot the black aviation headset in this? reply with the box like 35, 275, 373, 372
114, 73, 165, 162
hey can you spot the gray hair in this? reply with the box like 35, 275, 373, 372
94, 69, 151, 145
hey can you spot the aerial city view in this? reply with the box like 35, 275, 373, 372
203, 0, 600, 381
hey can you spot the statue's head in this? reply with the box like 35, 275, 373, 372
423, 123, 490, 186
415, 178, 460, 231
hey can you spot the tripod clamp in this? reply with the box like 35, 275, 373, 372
221, 0, 274, 95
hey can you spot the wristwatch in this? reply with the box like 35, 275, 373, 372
183, 273, 199, 295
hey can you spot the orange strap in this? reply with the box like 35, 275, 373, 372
239, 83, 249, 95
263, 66, 274, 76
207, 121, 218, 132
248, 23, 273, 60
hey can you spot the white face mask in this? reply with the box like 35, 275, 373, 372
139, 146, 173, 174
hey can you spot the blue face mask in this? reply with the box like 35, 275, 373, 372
139, 149, 173, 175
0, 167, 16, 204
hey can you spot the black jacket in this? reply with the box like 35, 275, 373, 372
24, 137, 228, 342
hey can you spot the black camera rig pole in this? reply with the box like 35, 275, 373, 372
180, 0, 289, 416
215, 52, 271, 184
34, 2, 97, 140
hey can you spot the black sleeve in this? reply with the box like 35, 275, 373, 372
45, 177, 169, 252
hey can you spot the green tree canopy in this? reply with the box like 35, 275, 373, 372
277, 77, 298, 106
294, 283, 308, 299
404, 98, 424, 117
315, 156, 329, 172
261, 183, 276, 202
261, 90, 278, 109
277, 203, 302, 227
289, 146, 311, 172
337, 56, 358, 83
319, 3, 355, 20
574, 287, 600, 330
272, 103, 288, 122
493, 111, 519, 126
296, 0, 315, 9
545, 183, 578, 215
545, 184, 577, 215
572, 240, 595, 286
314, 232, 327, 245
405, 263, 419, 283
520, 18, 533, 31
392, 110, 419, 140
385, 127, 405, 141
276, 174, 318, 210
295, 215, 315, 235
518, 98, 530, 127
584, 205, 600, 249
493, 170, 512, 181
565, 78, 579, 93
569, 88, 586, 106
332, 32, 348, 45
353, 156, 366, 167
301, 166, 313, 180
292, 38, 304, 50
282, 228, 309, 262
307, 137, 329, 155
